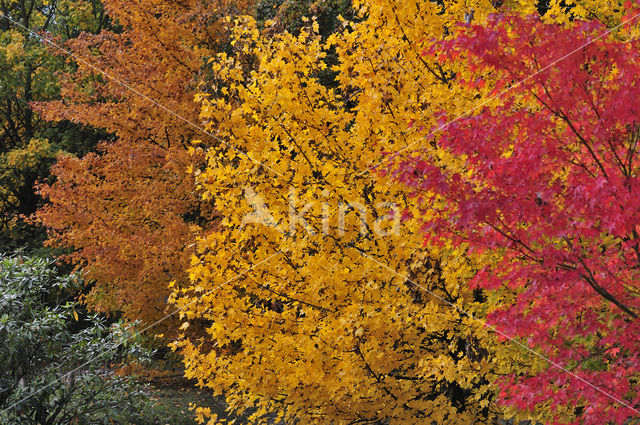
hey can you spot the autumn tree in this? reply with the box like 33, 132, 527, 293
35, 0, 254, 327
169, 1, 516, 422
393, 10, 640, 425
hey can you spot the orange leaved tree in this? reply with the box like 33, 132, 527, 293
35, 0, 250, 328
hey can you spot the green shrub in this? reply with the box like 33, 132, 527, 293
0, 255, 153, 424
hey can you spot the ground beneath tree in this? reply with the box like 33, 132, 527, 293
143, 382, 231, 424
141, 379, 282, 425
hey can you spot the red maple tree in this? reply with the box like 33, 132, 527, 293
393, 12, 640, 424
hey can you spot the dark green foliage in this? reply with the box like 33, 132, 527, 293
0, 255, 153, 425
